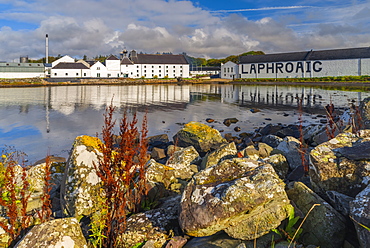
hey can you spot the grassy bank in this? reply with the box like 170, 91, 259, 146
1, 76, 370, 89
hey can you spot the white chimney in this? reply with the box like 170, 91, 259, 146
45, 34, 49, 64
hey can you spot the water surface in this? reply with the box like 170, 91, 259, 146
0, 84, 368, 164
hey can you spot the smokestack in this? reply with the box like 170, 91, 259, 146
45, 34, 49, 64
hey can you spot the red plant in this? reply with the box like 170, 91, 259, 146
94, 104, 149, 248
37, 155, 53, 223
297, 97, 308, 173
0, 150, 31, 246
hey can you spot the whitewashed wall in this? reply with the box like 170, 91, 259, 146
52, 68, 90, 78
0, 72, 45, 78
221, 61, 239, 79
237, 58, 370, 79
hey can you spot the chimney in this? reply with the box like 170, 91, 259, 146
45, 34, 49, 64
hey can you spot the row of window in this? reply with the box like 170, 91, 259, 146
224, 67, 234, 73
53, 72, 182, 77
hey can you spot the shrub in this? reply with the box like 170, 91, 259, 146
91, 104, 149, 248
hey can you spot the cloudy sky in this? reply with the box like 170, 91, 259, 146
0, 0, 370, 61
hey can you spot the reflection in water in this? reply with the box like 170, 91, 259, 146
0, 84, 368, 163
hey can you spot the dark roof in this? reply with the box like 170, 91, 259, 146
239, 47, 370, 64
121, 57, 134, 65
130, 54, 188, 64
52, 62, 89, 69
106, 55, 119, 60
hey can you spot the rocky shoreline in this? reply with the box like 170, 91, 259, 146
1, 98, 369, 247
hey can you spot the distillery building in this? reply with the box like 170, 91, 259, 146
221, 47, 370, 79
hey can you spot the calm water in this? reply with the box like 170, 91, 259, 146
0, 83, 369, 164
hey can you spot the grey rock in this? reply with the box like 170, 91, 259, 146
309, 131, 370, 197
60, 135, 102, 218
263, 154, 289, 179
15, 218, 87, 248
179, 158, 292, 240
276, 136, 303, 170
201, 142, 237, 169
261, 134, 283, 148
165, 146, 200, 180
286, 182, 347, 248
173, 121, 227, 153
326, 191, 354, 216
151, 147, 167, 160
350, 184, 370, 248
360, 97, 370, 129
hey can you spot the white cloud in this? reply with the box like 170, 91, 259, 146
0, 0, 370, 61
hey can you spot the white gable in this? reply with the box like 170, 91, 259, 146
52, 55, 75, 68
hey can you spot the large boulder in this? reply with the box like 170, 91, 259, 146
173, 122, 227, 154
15, 217, 87, 247
60, 135, 103, 219
309, 130, 370, 197
286, 182, 347, 248
179, 158, 293, 240
350, 184, 370, 248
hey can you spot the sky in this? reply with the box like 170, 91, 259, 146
0, 0, 370, 61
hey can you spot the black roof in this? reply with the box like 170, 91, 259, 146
106, 55, 119, 60
239, 47, 370, 64
130, 54, 188, 64
121, 57, 134, 65
52, 62, 89, 69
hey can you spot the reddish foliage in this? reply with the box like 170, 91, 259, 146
37, 155, 53, 223
95, 105, 149, 248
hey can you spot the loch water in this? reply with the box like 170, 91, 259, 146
0, 83, 369, 164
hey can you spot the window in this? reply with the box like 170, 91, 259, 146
159, 70, 161, 73
159, 66, 161, 68
159, 74, 161, 77
152, 70, 154, 73
224, 68, 226, 72
76, 73, 79, 76
152, 66, 154, 68
166, 66, 168, 68
84, 73, 87, 76
231, 68, 233, 72
126, 65, 128, 67
227, 68, 230, 73
144, 66, 146, 68
97, 73, 100, 77
54, 73, 57, 76
180, 66, 182, 68
137, 65, 139, 68
65, 73, 68, 76
180, 70, 182, 73
144, 70, 146, 72
108, 74, 111, 77
137, 70, 139, 72
166, 70, 168, 73
97, 67, 100, 70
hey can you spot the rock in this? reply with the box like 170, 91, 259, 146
26, 160, 65, 212
179, 158, 293, 240
151, 147, 167, 161
60, 135, 103, 218
183, 231, 242, 248
148, 134, 170, 148
276, 136, 303, 170
165, 236, 188, 248
260, 124, 283, 136
309, 131, 370, 197
15, 217, 87, 248
119, 196, 181, 248
0, 217, 10, 247
326, 191, 354, 216
165, 146, 200, 180
276, 125, 300, 139
263, 154, 289, 179
335, 141, 370, 160
302, 124, 327, 146
350, 184, 370, 248
200, 142, 237, 169
205, 118, 215, 123
360, 97, 370, 129
286, 182, 347, 248
261, 134, 283, 148
223, 118, 238, 127
234, 126, 241, 132
173, 122, 227, 154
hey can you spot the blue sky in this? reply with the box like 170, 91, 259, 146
0, 0, 370, 61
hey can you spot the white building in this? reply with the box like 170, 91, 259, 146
50, 50, 190, 79
222, 47, 370, 79
221, 61, 239, 79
